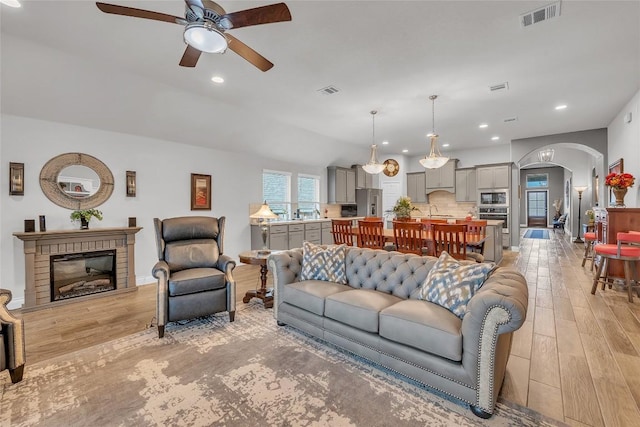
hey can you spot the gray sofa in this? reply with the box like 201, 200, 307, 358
268, 247, 528, 418
1, 289, 25, 383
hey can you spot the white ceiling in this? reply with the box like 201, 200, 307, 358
1, 1, 639, 166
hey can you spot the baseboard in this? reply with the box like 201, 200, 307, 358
7, 297, 25, 311
136, 275, 155, 286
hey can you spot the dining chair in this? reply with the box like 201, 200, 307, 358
591, 231, 640, 302
419, 219, 447, 256
392, 220, 427, 255
363, 216, 384, 222
331, 219, 354, 246
456, 220, 487, 262
433, 223, 468, 261
358, 219, 387, 250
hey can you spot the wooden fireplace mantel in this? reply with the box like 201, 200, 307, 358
13, 226, 142, 311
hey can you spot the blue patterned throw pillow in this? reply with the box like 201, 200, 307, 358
418, 251, 496, 318
300, 241, 348, 285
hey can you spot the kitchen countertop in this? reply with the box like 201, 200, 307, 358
250, 217, 503, 227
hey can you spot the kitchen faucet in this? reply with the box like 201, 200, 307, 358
427, 204, 438, 218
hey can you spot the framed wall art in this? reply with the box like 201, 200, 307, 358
608, 158, 623, 206
191, 173, 211, 210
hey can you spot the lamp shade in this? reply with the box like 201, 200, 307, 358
574, 185, 588, 193
250, 201, 279, 219
184, 23, 227, 53
419, 135, 449, 169
362, 144, 385, 174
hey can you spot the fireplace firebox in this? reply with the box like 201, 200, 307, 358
50, 250, 117, 301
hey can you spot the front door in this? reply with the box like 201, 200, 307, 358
527, 191, 548, 227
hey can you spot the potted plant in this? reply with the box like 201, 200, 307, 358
70, 209, 103, 229
585, 209, 595, 225
390, 196, 419, 220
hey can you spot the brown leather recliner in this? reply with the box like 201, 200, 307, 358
152, 216, 236, 338
0, 289, 25, 383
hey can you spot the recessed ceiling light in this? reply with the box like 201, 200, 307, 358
442, 143, 450, 148
479, 123, 488, 128
0, 0, 21, 7
491, 136, 500, 141
382, 140, 389, 145
555, 104, 567, 110
402, 149, 408, 153
211, 76, 224, 84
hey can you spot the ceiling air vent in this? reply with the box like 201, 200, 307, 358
317, 86, 340, 95
520, 2, 561, 28
489, 82, 509, 92
503, 116, 518, 123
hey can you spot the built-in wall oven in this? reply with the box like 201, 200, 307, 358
478, 189, 509, 207
479, 207, 509, 233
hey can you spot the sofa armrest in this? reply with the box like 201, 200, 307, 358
460, 268, 528, 414
267, 249, 303, 317
0, 289, 26, 371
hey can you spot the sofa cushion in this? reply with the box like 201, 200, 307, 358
418, 252, 496, 318
169, 268, 226, 296
300, 242, 348, 284
283, 280, 351, 316
379, 300, 463, 362
325, 289, 402, 333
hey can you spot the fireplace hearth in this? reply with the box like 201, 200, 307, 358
50, 250, 116, 301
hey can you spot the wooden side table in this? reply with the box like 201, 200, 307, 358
239, 250, 273, 308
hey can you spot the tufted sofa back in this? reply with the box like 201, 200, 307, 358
154, 216, 225, 272
345, 248, 438, 299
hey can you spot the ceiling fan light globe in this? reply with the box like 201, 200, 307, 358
184, 23, 227, 53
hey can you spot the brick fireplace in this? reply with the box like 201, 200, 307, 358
13, 227, 142, 311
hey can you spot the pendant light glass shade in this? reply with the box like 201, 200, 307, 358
538, 148, 554, 163
420, 95, 449, 169
362, 111, 385, 174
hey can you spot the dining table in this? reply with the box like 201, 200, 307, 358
350, 226, 487, 253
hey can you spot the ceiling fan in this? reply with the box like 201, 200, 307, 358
96, 0, 292, 71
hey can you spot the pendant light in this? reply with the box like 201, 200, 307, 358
419, 95, 449, 169
362, 110, 385, 174
538, 148, 554, 163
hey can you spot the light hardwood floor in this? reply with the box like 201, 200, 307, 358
11, 233, 640, 426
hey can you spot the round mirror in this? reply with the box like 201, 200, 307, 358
40, 153, 114, 209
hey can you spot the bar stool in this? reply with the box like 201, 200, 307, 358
591, 231, 640, 303
581, 222, 600, 271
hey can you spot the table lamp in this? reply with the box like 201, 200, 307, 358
574, 185, 588, 244
250, 201, 279, 255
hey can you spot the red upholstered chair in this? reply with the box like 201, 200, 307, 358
591, 231, 640, 303
582, 222, 600, 271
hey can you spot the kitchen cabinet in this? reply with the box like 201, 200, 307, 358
502, 233, 510, 249
425, 159, 457, 194
476, 165, 510, 189
328, 167, 356, 204
251, 224, 288, 251
406, 172, 427, 203
321, 221, 333, 245
288, 224, 305, 249
304, 222, 322, 244
455, 169, 477, 202
353, 165, 374, 189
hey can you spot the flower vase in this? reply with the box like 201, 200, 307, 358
80, 218, 89, 229
612, 187, 628, 207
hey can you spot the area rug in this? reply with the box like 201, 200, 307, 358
1, 303, 563, 427
523, 229, 550, 239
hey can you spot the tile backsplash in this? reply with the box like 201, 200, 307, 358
411, 191, 476, 218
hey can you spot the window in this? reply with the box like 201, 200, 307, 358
297, 174, 320, 218
263, 170, 291, 219
526, 173, 549, 188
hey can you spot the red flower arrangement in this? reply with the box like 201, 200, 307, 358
605, 172, 635, 189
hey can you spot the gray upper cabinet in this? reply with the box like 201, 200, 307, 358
353, 165, 374, 189
476, 165, 510, 189
425, 159, 457, 194
328, 167, 357, 204
406, 172, 427, 203
455, 169, 477, 202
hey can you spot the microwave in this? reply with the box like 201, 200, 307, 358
478, 189, 509, 207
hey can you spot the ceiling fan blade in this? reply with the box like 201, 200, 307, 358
223, 3, 291, 30
179, 45, 202, 67
225, 34, 274, 72
96, 2, 184, 24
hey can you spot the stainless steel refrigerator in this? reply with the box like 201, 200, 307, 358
356, 189, 383, 217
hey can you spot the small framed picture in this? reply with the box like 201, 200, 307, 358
191, 173, 211, 210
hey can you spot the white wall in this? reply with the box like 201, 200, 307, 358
1, 115, 352, 308
608, 90, 640, 208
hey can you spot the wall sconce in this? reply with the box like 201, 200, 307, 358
126, 171, 136, 197
9, 162, 24, 195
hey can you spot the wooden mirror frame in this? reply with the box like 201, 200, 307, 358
40, 153, 114, 209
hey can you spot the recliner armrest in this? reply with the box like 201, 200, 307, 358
152, 261, 170, 281
0, 289, 26, 371
216, 254, 236, 277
